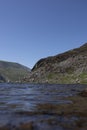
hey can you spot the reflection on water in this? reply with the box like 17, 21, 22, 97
0, 83, 86, 129
0, 83, 83, 113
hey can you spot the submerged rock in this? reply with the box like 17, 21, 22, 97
17, 122, 33, 130
79, 88, 87, 97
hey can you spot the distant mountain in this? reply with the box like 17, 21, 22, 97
0, 61, 31, 82
25, 43, 87, 84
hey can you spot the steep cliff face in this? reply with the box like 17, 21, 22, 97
26, 43, 87, 84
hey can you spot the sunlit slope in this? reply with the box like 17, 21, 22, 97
25, 43, 87, 84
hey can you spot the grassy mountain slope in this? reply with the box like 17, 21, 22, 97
0, 61, 31, 82
26, 43, 87, 84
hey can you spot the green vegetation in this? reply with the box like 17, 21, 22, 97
47, 72, 87, 84
47, 73, 56, 80
79, 73, 87, 84
28, 42, 87, 84
0, 61, 30, 82
1, 43, 87, 84
30, 43, 87, 84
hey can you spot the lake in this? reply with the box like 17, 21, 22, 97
0, 83, 87, 130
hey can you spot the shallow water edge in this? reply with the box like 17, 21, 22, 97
0, 83, 87, 130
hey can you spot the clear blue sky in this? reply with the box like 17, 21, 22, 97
0, 0, 87, 68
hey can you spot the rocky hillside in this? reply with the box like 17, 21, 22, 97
25, 43, 87, 84
0, 61, 31, 82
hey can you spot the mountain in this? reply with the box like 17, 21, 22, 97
0, 61, 31, 82
25, 43, 87, 84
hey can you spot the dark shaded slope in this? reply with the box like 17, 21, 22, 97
0, 61, 31, 82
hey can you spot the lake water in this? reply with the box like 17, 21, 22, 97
0, 83, 86, 129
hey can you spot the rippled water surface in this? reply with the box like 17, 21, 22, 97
0, 83, 85, 113
0, 83, 86, 129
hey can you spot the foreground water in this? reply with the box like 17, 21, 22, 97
0, 83, 87, 129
